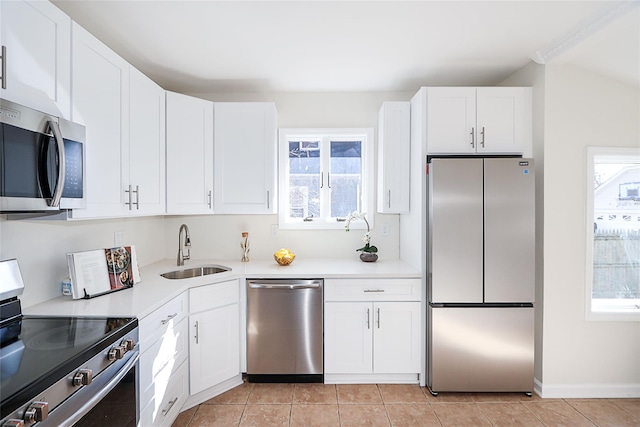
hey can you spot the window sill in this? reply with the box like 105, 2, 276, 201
586, 299, 640, 321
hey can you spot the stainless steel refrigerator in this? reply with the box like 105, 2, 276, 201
427, 157, 535, 394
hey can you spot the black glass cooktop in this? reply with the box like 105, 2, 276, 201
0, 315, 137, 419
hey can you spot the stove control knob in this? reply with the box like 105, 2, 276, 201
2, 419, 24, 427
73, 369, 93, 387
121, 338, 135, 351
23, 401, 48, 423
108, 345, 125, 361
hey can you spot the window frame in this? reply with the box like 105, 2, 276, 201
585, 146, 640, 321
278, 128, 374, 230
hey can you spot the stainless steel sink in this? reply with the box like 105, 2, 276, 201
160, 265, 231, 280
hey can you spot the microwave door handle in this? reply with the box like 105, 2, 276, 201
47, 120, 66, 207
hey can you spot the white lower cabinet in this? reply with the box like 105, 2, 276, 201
324, 279, 422, 382
189, 280, 240, 395
138, 292, 189, 427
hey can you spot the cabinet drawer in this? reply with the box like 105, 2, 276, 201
140, 360, 188, 427
324, 279, 422, 302
139, 292, 188, 352
140, 317, 188, 408
189, 279, 239, 314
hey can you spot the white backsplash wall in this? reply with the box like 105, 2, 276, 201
0, 216, 166, 308
163, 213, 399, 262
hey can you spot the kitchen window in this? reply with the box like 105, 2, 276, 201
585, 147, 640, 321
278, 128, 374, 229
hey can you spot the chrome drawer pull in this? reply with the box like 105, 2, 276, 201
161, 313, 178, 325
364, 289, 384, 293
162, 397, 178, 416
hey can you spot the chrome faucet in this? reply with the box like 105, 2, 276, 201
177, 224, 191, 266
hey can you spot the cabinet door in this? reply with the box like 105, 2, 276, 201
377, 102, 410, 213
189, 303, 240, 395
213, 102, 277, 214
426, 87, 476, 154
476, 87, 531, 155
373, 302, 421, 374
129, 66, 166, 216
324, 302, 373, 374
166, 91, 214, 214
0, 0, 71, 118
70, 22, 129, 219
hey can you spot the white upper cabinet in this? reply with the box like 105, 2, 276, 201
0, 0, 71, 118
166, 91, 214, 215
69, 22, 130, 219
129, 66, 166, 216
377, 102, 410, 214
426, 87, 532, 156
213, 102, 277, 214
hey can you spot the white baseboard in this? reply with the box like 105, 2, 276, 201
535, 377, 640, 398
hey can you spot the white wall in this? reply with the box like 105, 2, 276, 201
0, 91, 412, 307
0, 216, 166, 307
540, 65, 640, 397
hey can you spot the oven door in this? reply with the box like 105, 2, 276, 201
40, 350, 139, 427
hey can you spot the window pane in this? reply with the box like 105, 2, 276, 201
592, 161, 640, 301
330, 141, 362, 217
289, 141, 320, 219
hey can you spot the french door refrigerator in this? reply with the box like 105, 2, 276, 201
427, 157, 535, 394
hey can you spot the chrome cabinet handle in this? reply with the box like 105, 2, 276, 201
161, 313, 177, 325
320, 172, 324, 189
470, 127, 475, 148
207, 190, 212, 208
327, 172, 331, 189
267, 190, 270, 209
481, 126, 485, 147
47, 121, 66, 207
364, 289, 384, 293
161, 397, 178, 416
377, 307, 381, 329
133, 185, 139, 209
125, 185, 132, 210
366, 308, 370, 329
1, 46, 6, 89
388, 189, 391, 208
194, 320, 199, 344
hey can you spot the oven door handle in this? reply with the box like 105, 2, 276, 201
58, 351, 139, 426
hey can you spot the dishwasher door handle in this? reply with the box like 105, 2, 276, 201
248, 280, 322, 290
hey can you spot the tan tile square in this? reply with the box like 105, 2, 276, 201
568, 399, 640, 426
240, 404, 290, 427
204, 382, 253, 404
290, 404, 340, 426
337, 384, 383, 404
171, 406, 197, 427
431, 402, 492, 426
522, 401, 594, 427
247, 383, 294, 404
385, 403, 440, 426
379, 384, 429, 403
188, 404, 245, 427
610, 398, 640, 420
293, 383, 338, 404
339, 404, 391, 427
477, 402, 544, 427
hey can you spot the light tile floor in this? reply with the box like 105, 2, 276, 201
172, 382, 640, 427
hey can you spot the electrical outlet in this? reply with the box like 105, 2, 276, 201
381, 223, 390, 236
270, 224, 278, 237
114, 231, 125, 247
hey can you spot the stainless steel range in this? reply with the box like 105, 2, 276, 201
0, 259, 139, 426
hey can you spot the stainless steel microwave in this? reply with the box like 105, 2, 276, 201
0, 99, 86, 212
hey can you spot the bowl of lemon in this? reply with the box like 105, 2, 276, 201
274, 248, 295, 266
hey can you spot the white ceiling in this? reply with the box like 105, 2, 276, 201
52, 0, 640, 94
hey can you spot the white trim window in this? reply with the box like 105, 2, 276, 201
278, 128, 374, 230
585, 147, 640, 321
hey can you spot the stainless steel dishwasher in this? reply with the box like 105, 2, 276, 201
246, 279, 323, 382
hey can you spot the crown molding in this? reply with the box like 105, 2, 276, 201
530, 0, 639, 65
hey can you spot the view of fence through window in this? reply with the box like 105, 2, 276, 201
592, 159, 640, 302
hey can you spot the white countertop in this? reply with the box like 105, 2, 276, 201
25, 258, 421, 319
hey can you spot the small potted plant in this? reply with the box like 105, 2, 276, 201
345, 211, 378, 262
